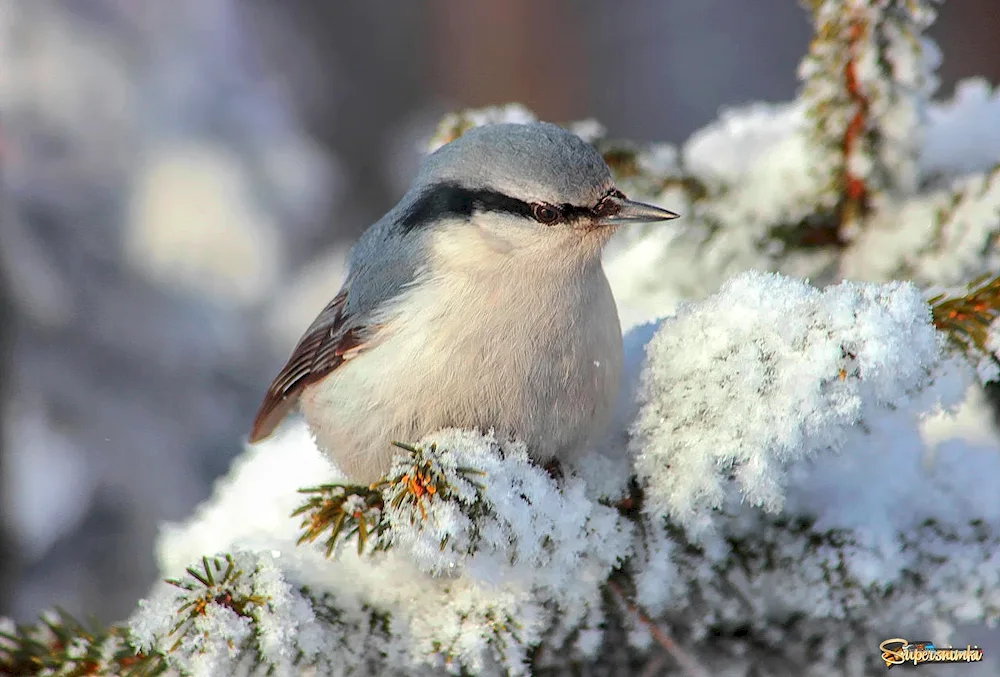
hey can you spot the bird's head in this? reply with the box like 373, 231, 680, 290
397, 122, 679, 268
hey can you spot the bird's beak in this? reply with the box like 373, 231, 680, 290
598, 196, 680, 226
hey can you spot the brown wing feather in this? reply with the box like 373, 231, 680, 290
249, 289, 369, 442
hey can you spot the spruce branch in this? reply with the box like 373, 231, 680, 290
798, 0, 941, 239
126, 552, 401, 675
621, 512, 1000, 676
163, 554, 268, 652
292, 441, 486, 558
293, 483, 386, 556
379, 441, 485, 522
0, 610, 165, 677
930, 271, 1000, 361
816, 3, 871, 235
0, 557, 269, 676
920, 163, 1000, 276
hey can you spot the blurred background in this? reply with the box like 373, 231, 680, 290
1, 0, 998, 625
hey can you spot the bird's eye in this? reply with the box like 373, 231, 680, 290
531, 203, 561, 225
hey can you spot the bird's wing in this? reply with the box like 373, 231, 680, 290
249, 288, 373, 442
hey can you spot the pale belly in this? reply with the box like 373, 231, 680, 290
299, 270, 624, 484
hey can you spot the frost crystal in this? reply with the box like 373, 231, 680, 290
630, 271, 944, 531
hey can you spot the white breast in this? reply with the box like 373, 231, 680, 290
300, 227, 624, 483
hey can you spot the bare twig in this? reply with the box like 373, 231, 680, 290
607, 580, 711, 677
640, 652, 668, 677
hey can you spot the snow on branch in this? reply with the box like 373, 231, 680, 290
629, 270, 957, 531
4, 265, 1000, 675
843, 163, 1000, 286
625, 509, 1000, 672
11, 267, 999, 677
930, 271, 1000, 383
128, 552, 397, 677
116, 427, 629, 676
798, 0, 941, 236
0, 611, 144, 676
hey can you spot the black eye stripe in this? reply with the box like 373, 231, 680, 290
397, 182, 620, 231
556, 203, 598, 220
398, 182, 532, 231
556, 187, 623, 220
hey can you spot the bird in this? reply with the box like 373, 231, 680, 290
248, 122, 679, 484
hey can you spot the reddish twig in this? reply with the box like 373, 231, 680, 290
607, 580, 711, 677
839, 16, 871, 237
640, 652, 667, 677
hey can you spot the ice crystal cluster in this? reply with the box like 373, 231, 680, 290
4, 1, 1000, 676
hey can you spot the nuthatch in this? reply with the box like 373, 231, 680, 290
250, 122, 678, 483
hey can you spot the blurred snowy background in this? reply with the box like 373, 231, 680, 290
0, 0, 998, 629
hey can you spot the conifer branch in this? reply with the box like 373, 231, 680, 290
293, 441, 486, 557
930, 272, 1000, 359
293, 484, 387, 556
0, 558, 272, 676
0, 611, 164, 677
805, 0, 874, 237
162, 554, 268, 652
923, 163, 1000, 267
799, 0, 940, 240
2, 554, 407, 676
379, 441, 484, 521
